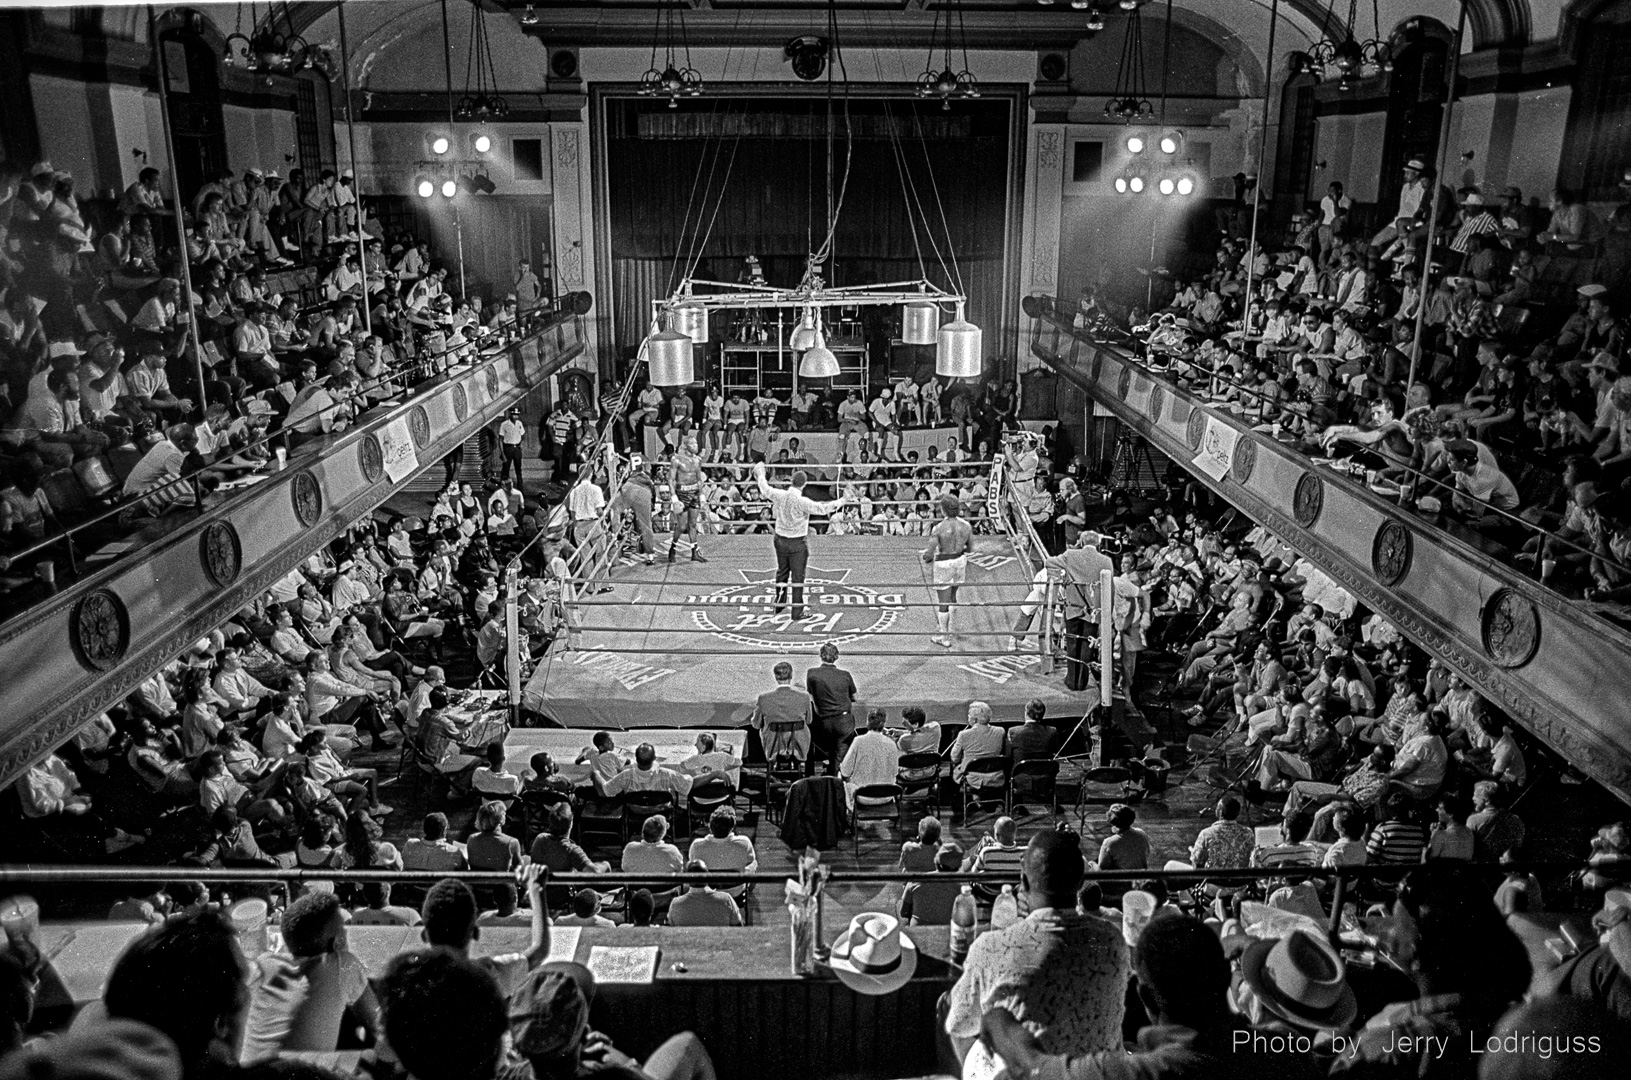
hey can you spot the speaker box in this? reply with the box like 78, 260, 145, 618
547, 46, 581, 91
1035, 51, 1071, 93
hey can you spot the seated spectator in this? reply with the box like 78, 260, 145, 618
1323, 806, 1369, 867
1366, 794, 1430, 866
1188, 796, 1254, 871
102, 910, 252, 1080
947, 829, 1128, 1076
963, 815, 1026, 878
468, 799, 523, 872
604, 743, 716, 799
668, 860, 744, 927
402, 811, 469, 872
1426, 791, 1477, 861
622, 814, 684, 877
900, 815, 943, 872
1008, 697, 1060, 762
473, 741, 523, 798
503, 964, 718, 1080
531, 803, 611, 881
554, 888, 616, 928
1468, 781, 1527, 862
839, 707, 900, 810
350, 881, 420, 926
379, 949, 508, 1080
1330, 869, 1531, 1076
1251, 811, 1321, 870
418, 868, 548, 998
898, 843, 964, 925
687, 806, 757, 897
241, 892, 379, 1061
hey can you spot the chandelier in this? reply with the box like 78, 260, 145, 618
456, 0, 508, 120
1293, 0, 1394, 91
640, 3, 703, 108
917, 0, 980, 109
1104, 4, 1153, 122
223, 2, 330, 79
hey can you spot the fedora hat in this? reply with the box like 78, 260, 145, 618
1240, 929, 1358, 1032
829, 912, 917, 996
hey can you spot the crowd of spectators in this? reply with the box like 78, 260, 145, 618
1077, 162, 1631, 603
0, 159, 550, 609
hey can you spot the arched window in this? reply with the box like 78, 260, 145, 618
1560, 0, 1631, 202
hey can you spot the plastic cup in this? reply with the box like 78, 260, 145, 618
228, 898, 269, 958
0, 896, 40, 944
274, 447, 288, 471
1122, 889, 1156, 947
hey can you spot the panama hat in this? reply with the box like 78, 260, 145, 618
828, 912, 917, 995
1240, 929, 1358, 1032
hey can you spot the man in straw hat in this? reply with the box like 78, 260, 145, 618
946, 829, 1128, 1078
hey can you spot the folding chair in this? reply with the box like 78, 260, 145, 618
959, 756, 1009, 822
1010, 759, 1061, 817
518, 788, 574, 847
1075, 765, 1139, 832
685, 780, 734, 836
576, 793, 625, 855
896, 753, 942, 828
622, 790, 677, 843
851, 784, 904, 855
765, 755, 806, 825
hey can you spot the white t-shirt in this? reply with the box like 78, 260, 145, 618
240, 949, 369, 1062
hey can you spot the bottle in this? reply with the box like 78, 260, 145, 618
991, 884, 1019, 931
950, 884, 978, 965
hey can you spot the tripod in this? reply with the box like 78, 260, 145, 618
1109, 433, 1161, 494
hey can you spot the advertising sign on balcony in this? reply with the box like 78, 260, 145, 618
1192, 413, 1239, 482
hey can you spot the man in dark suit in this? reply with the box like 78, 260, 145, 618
806, 642, 858, 775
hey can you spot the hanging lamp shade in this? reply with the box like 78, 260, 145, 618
936, 303, 982, 378
646, 328, 695, 386
901, 301, 939, 345
672, 304, 709, 345
799, 327, 841, 378
788, 308, 818, 352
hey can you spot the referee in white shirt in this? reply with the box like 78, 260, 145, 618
752, 461, 846, 620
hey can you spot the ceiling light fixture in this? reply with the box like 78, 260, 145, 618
223, 1, 332, 82
640, 1, 704, 107
1104, 3, 1154, 122
455, 0, 509, 119
917, 0, 981, 109
1294, 0, 1396, 91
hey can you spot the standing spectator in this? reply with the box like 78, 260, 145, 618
807, 642, 858, 772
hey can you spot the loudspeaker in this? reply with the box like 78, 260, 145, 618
547, 46, 581, 91
1035, 51, 1071, 93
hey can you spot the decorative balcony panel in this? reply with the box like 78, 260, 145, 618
1029, 301, 1631, 806
0, 317, 585, 788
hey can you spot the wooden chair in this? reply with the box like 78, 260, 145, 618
852, 783, 904, 855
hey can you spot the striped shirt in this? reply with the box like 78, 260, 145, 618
969, 841, 1026, 878
1366, 821, 1428, 865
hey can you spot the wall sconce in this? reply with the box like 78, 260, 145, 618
1314, 160, 1328, 171
1460, 150, 1475, 163
131, 148, 148, 164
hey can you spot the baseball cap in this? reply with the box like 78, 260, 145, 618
1405, 158, 1426, 171
508, 966, 591, 1059
1578, 284, 1609, 298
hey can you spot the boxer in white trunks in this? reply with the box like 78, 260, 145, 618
922, 492, 974, 648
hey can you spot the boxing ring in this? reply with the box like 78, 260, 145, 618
516, 443, 1107, 728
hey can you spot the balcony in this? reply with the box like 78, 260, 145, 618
1026, 296, 1631, 806
0, 310, 586, 789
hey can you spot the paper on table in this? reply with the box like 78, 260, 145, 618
586, 944, 660, 984
545, 926, 581, 966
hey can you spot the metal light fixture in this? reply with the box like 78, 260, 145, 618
917, 0, 981, 110
646, 327, 696, 386
1087, 9, 1107, 31
223, 2, 331, 81
1294, 0, 1395, 91
1104, 4, 1154, 122
414, 175, 435, 199
1176, 174, 1196, 196
1126, 134, 1146, 154
902, 301, 940, 345
455, 0, 509, 119
640, 3, 704, 108
672, 303, 709, 345
1159, 130, 1183, 155
799, 318, 841, 379
788, 308, 819, 352
521, 5, 539, 26
936, 302, 982, 378
441, 179, 458, 198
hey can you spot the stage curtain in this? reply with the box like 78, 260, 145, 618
606, 103, 1010, 357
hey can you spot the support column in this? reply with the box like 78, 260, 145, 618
551, 121, 598, 377
1017, 123, 1066, 375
